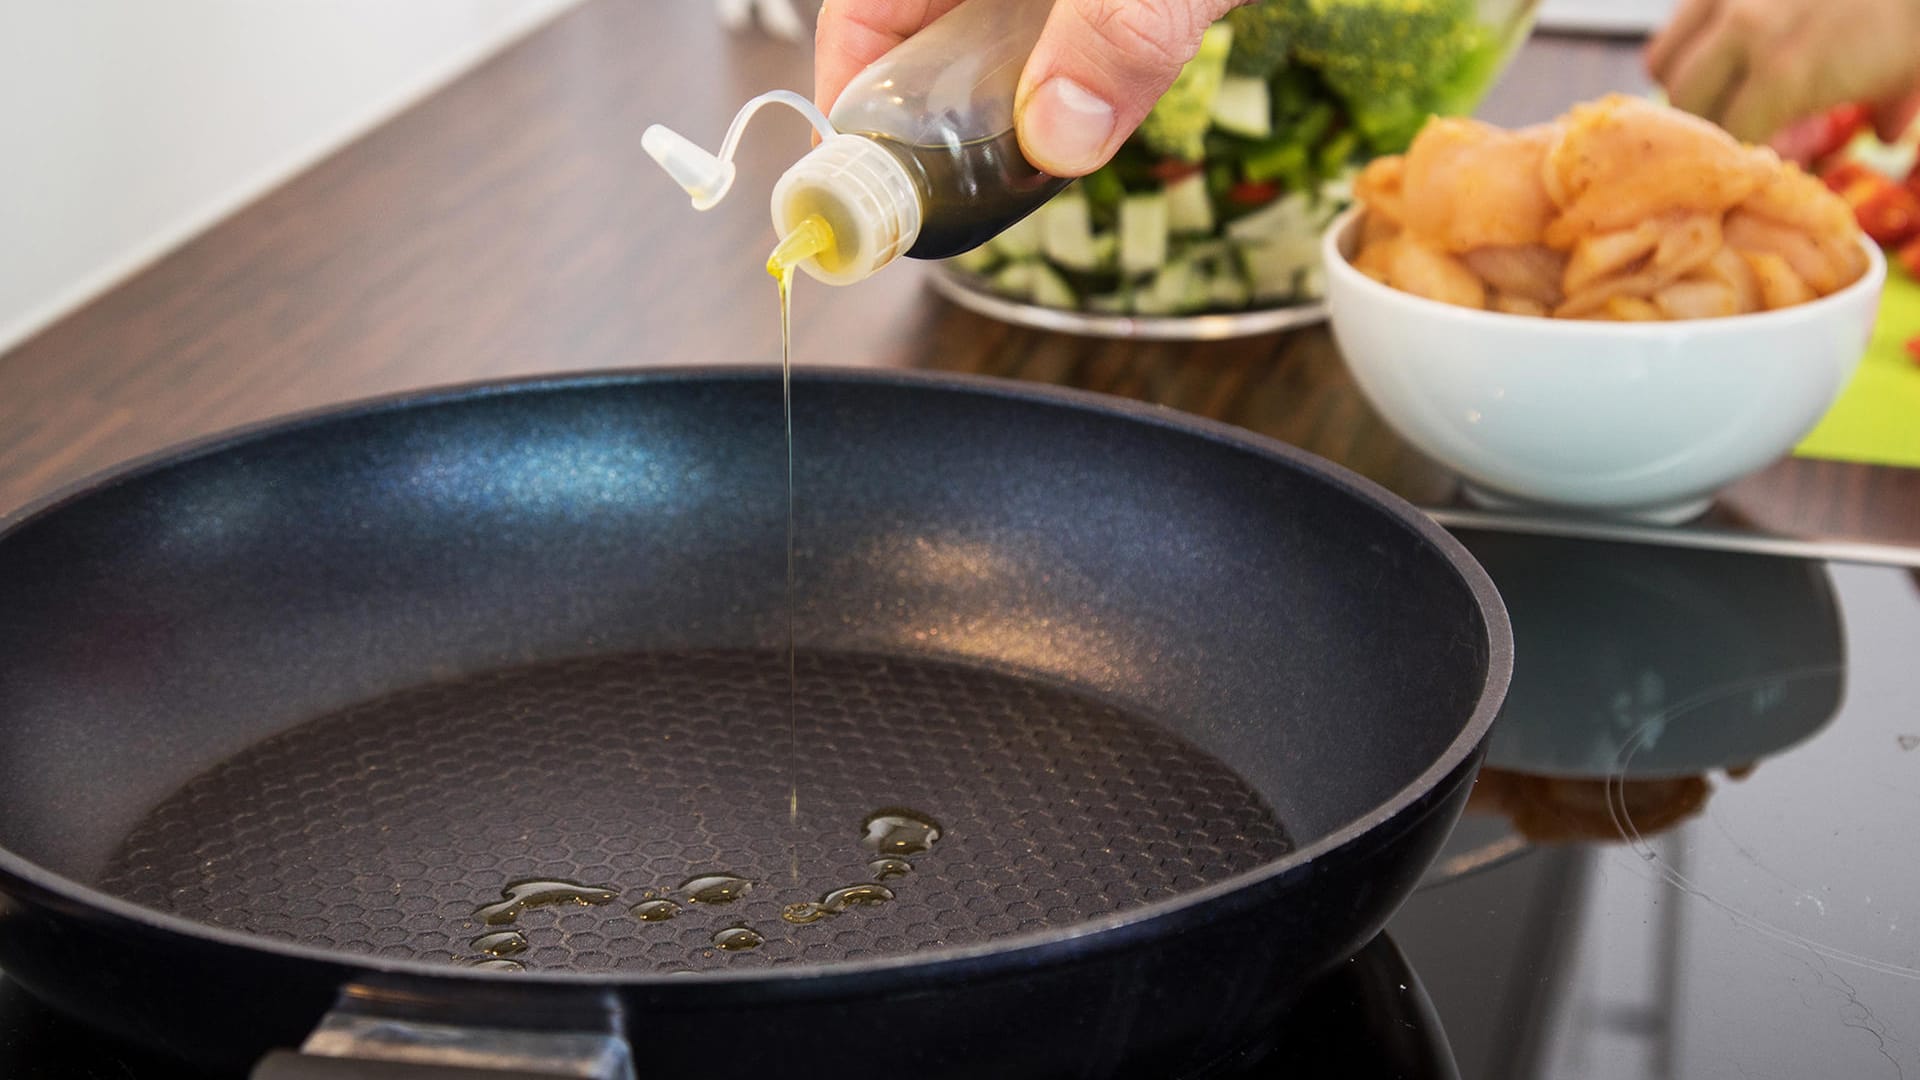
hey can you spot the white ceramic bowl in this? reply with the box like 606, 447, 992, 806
1320, 208, 1887, 523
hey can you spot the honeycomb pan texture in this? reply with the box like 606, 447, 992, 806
99, 650, 1291, 974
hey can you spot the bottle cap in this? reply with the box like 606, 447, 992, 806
641, 124, 737, 211
771, 135, 924, 286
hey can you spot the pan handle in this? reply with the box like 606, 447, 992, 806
249, 989, 634, 1080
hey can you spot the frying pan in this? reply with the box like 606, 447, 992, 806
0, 368, 1509, 1078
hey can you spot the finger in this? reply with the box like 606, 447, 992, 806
1646, 0, 1719, 82
813, 0, 967, 113
1872, 89, 1920, 143
1719, 69, 1799, 142
1015, 0, 1242, 177
1661, 11, 1746, 126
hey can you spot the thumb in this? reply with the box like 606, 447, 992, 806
1015, 0, 1242, 177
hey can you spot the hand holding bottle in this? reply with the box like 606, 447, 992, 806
815, 0, 1245, 177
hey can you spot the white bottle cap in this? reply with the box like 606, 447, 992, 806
771, 134, 925, 286
642, 124, 738, 211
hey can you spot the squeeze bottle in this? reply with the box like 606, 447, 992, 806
643, 0, 1071, 285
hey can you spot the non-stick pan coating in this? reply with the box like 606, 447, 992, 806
98, 648, 1293, 972
0, 368, 1508, 1076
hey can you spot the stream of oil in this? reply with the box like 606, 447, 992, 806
768, 215, 835, 883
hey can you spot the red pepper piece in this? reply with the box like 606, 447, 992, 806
1898, 234, 1920, 278
1854, 182, 1920, 246
1148, 159, 1204, 183
1226, 180, 1280, 207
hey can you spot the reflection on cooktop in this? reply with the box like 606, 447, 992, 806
3, 540, 1917, 1078
1404, 544, 1920, 1079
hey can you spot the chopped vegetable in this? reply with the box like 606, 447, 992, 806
990, 213, 1042, 259
1029, 262, 1077, 309
1907, 334, 1920, 365
1041, 191, 1101, 271
1166, 172, 1216, 234
1137, 22, 1235, 161
1224, 1, 1297, 77
1899, 234, 1920, 279
1120, 193, 1171, 274
1228, 180, 1282, 207
1852, 183, 1920, 247
1291, 0, 1488, 153
1211, 75, 1274, 138
990, 262, 1037, 300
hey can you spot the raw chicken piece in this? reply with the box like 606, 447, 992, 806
1652, 213, 1723, 277
1724, 211, 1843, 294
1742, 251, 1816, 309
1355, 156, 1408, 229
1739, 154, 1857, 239
1564, 222, 1660, 294
1603, 296, 1663, 321
1556, 269, 1661, 318
1386, 236, 1488, 308
1491, 294, 1550, 317
1545, 95, 1768, 238
1464, 245, 1568, 305
1654, 279, 1740, 319
1403, 119, 1558, 251
1691, 246, 1764, 313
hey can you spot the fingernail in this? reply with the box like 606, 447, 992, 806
1022, 76, 1116, 175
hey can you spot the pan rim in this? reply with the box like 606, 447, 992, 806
0, 363, 1513, 992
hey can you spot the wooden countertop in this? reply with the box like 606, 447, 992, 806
3, 2, 1915, 551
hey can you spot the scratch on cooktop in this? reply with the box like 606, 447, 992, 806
1771, 939, 1914, 1079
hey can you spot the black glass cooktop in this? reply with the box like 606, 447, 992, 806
4, 529, 1916, 1078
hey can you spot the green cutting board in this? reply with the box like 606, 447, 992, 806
1793, 267, 1920, 468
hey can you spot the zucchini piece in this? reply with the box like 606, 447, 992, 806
1209, 268, 1252, 309
1226, 192, 1318, 245
1210, 75, 1273, 139
1239, 235, 1321, 303
1029, 262, 1078, 309
990, 261, 1037, 301
1119, 193, 1170, 275
990, 212, 1043, 259
1042, 191, 1100, 271
1166, 172, 1215, 235
947, 245, 998, 275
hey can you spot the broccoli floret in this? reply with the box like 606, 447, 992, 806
1290, 0, 1487, 153
1136, 22, 1235, 162
1224, 1, 1298, 77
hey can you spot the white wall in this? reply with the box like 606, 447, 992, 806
0, 0, 581, 353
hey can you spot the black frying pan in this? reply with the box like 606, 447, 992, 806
0, 368, 1509, 1078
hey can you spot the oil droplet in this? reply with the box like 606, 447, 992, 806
474, 879, 619, 926
712, 926, 765, 952
861, 810, 943, 858
868, 857, 912, 880
469, 930, 528, 957
471, 958, 525, 972
680, 873, 753, 905
631, 899, 681, 923
821, 884, 895, 913
781, 902, 831, 925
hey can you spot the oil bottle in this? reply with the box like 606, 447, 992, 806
643, 0, 1071, 284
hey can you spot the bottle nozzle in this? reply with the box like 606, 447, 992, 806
767, 215, 837, 279
643, 90, 837, 212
